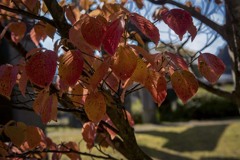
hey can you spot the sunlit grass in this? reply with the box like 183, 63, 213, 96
47, 120, 240, 160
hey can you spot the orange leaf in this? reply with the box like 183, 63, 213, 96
103, 17, 125, 55
111, 46, 137, 81
82, 122, 96, 150
161, 9, 197, 41
79, 0, 95, 11
171, 70, 198, 103
45, 23, 56, 39
9, 22, 26, 44
88, 58, 111, 91
0, 64, 18, 99
198, 53, 225, 84
130, 45, 163, 69
81, 15, 107, 48
70, 83, 88, 107
33, 90, 58, 124
130, 58, 148, 84
30, 23, 47, 46
25, 49, 57, 88
144, 71, 167, 106
69, 18, 94, 53
129, 13, 159, 45
85, 92, 106, 123
4, 122, 27, 147
59, 50, 84, 90
65, 5, 81, 25
25, 126, 41, 149
133, 0, 144, 9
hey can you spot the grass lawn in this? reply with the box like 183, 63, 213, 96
47, 119, 240, 160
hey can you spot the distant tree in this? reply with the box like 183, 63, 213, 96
0, 0, 238, 159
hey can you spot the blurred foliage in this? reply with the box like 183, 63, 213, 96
159, 86, 239, 122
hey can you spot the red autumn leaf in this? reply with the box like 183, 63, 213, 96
85, 92, 106, 123
129, 13, 160, 45
161, 9, 197, 41
9, 22, 26, 44
25, 126, 42, 149
102, 115, 117, 140
144, 70, 167, 106
171, 70, 198, 103
30, 24, 47, 46
22, 0, 38, 12
81, 15, 107, 49
25, 49, 57, 88
82, 122, 96, 150
124, 110, 135, 127
33, 90, 58, 124
69, 18, 94, 54
0, 64, 18, 99
88, 58, 111, 91
105, 72, 119, 94
111, 46, 138, 81
198, 53, 226, 84
165, 52, 188, 74
59, 50, 84, 90
156, 75, 168, 106
103, 17, 125, 55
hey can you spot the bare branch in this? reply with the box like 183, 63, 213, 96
198, 80, 233, 100
0, 4, 55, 27
7, 148, 117, 160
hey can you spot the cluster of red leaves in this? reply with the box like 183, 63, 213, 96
0, 121, 80, 160
0, 0, 226, 154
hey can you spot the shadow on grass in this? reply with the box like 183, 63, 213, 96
140, 145, 193, 160
137, 124, 228, 152
200, 157, 240, 160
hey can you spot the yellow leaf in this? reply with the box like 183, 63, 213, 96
4, 122, 27, 147
111, 46, 137, 81
85, 92, 106, 123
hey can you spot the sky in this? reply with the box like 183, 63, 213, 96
42, 0, 227, 55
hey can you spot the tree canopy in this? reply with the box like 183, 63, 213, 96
0, 0, 239, 159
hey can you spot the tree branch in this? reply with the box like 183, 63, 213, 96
43, 0, 71, 38
7, 148, 117, 160
0, 4, 55, 27
198, 80, 233, 100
